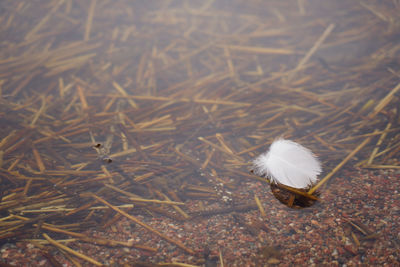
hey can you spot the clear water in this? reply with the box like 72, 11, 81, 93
1, 0, 399, 265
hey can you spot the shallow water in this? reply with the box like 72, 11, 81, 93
0, 0, 399, 266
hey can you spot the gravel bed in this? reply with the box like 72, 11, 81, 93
1, 169, 399, 266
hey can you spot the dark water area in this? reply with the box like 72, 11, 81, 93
0, 0, 399, 266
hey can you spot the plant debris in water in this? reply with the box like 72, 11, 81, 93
0, 0, 399, 266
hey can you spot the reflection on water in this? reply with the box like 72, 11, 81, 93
0, 0, 399, 265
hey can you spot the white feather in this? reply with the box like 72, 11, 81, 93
252, 138, 322, 189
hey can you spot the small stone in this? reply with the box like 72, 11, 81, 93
267, 258, 280, 264
332, 249, 338, 257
